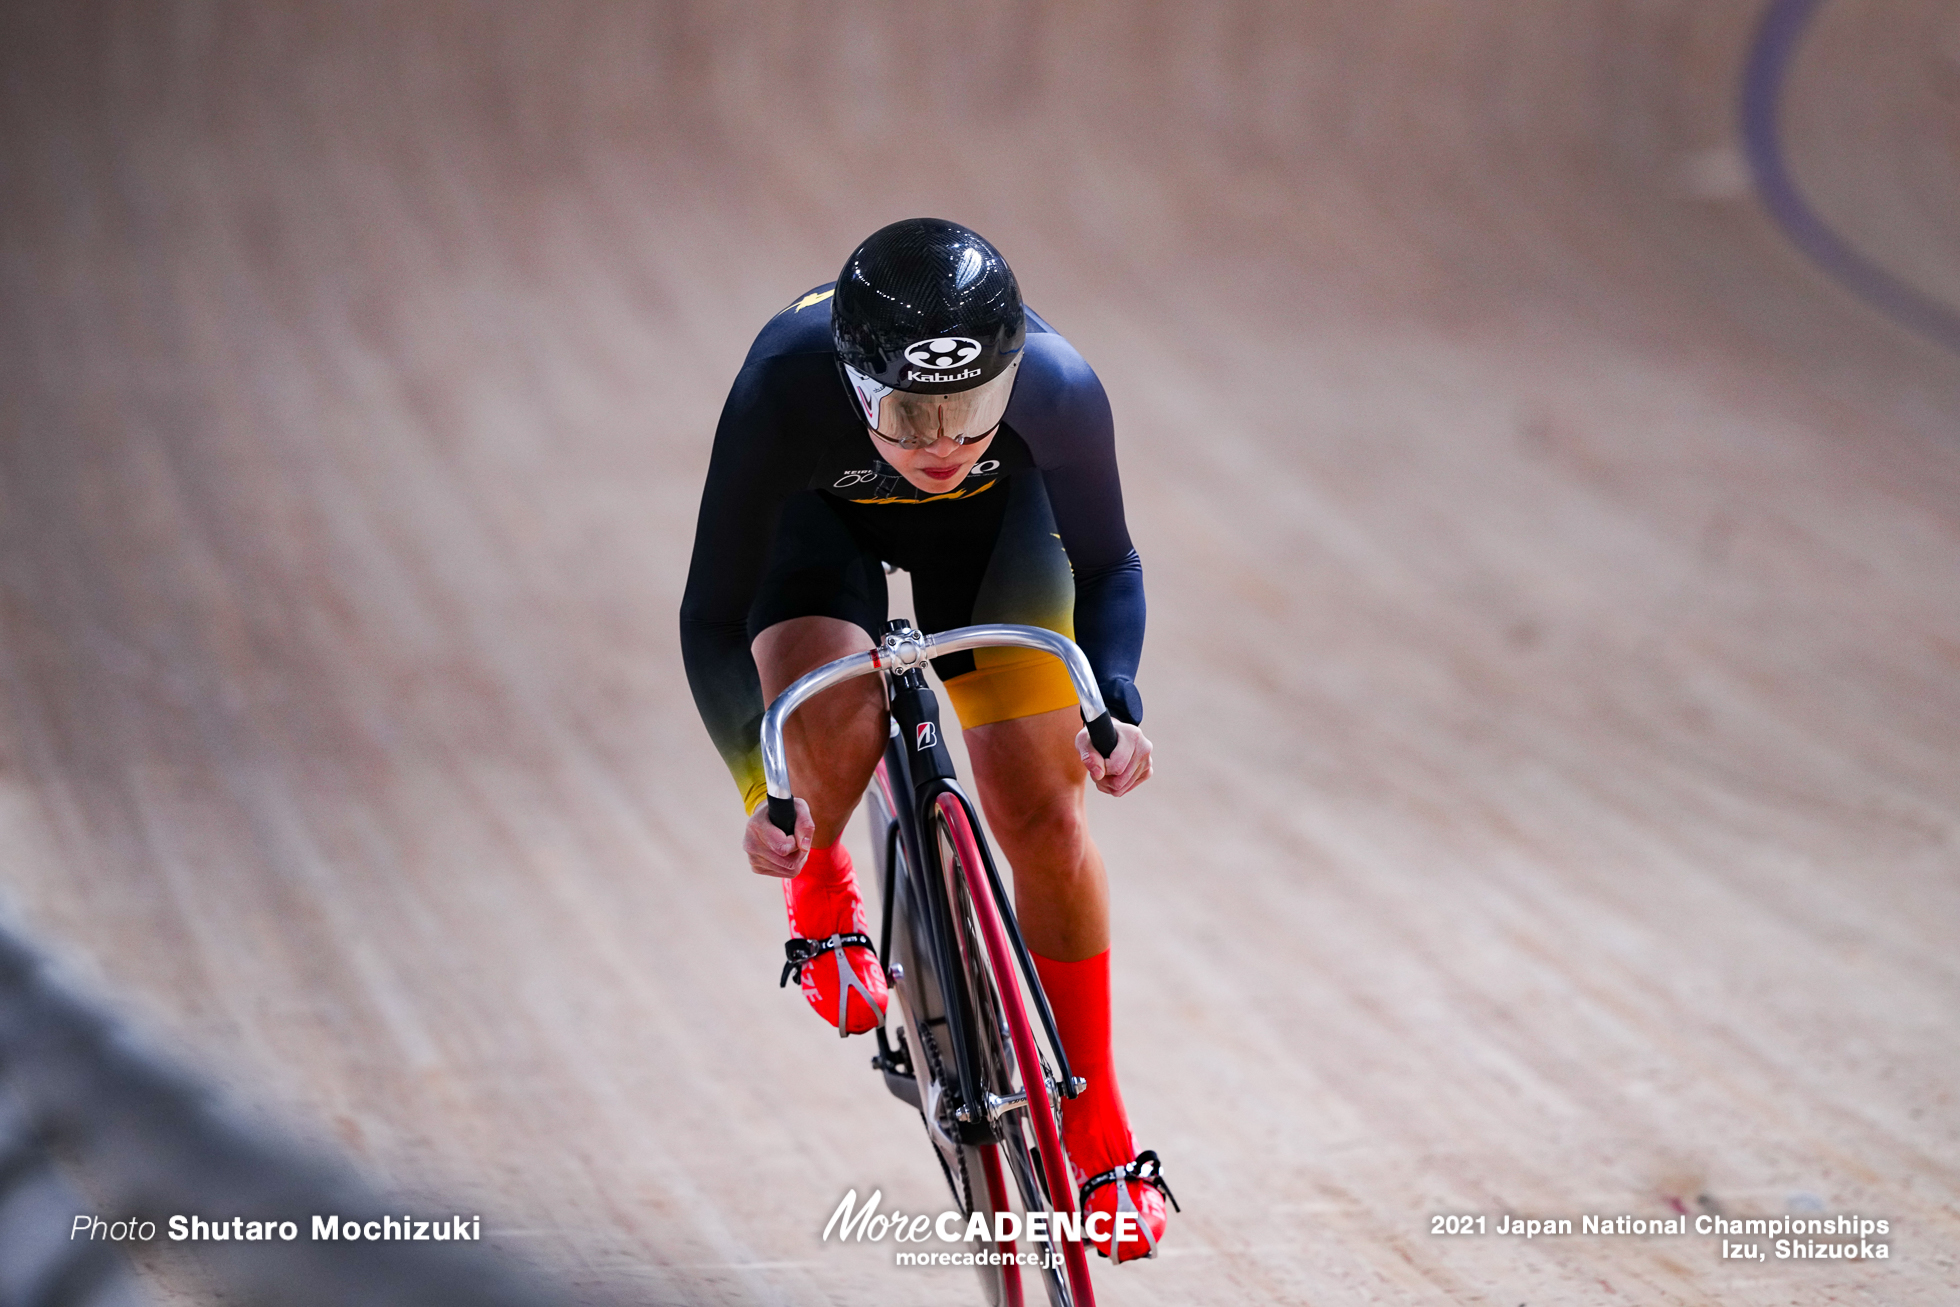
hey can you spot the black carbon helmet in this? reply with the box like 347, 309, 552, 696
832, 218, 1025, 400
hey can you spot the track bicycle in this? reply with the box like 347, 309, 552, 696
762, 620, 1123, 1307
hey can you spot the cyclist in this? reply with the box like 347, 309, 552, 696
680, 218, 1172, 1261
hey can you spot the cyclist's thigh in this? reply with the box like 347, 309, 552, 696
747, 490, 887, 672
964, 707, 1089, 819
747, 490, 889, 701
911, 474, 1078, 733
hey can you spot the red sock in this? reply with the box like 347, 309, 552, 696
1031, 949, 1135, 1178
784, 841, 866, 939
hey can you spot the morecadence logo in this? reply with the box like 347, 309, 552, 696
822, 1188, 1137, 1269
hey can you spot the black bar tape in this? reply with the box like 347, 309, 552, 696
767, 793, 799, 837
1084, 711, 1119, 759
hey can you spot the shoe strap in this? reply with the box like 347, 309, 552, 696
1079, 1149, 1182, 1216
830, 941, 883, 1038
779, 932, 877, 988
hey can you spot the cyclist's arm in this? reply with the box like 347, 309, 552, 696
1073, 552, 1145, 724
679, 355, 816, 813
1011, 335, 1148, 724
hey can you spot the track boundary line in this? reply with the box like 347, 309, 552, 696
1742, 0, 1960, 355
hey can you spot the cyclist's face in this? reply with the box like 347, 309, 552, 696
882, 425, 996, 494
843, 359, 1019, 491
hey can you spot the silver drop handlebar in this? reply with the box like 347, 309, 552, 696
760, 623, 1119, 835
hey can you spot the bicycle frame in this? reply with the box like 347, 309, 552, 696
761, 621, 1118, 1305
761, 620, 1115, 1094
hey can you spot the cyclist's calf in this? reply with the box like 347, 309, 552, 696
966, 706, 1110, 961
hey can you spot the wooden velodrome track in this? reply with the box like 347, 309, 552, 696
3, 2, 1957, 1303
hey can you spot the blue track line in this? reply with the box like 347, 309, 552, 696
1741, 0, 1960, 355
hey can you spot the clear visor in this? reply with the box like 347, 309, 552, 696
847, 360, 1020, 450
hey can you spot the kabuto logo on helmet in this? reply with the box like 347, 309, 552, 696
832, 218, 1027, 399
903, 337, 983, 371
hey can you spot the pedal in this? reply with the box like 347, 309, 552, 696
873, 1029, 922, 1111
879, 1062, 922, 1111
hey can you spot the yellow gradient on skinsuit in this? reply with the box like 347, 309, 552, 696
944, 475, 1078, 731
842, 479, 998, 508
731, 742, 770, 816
945, 651, 1078, 731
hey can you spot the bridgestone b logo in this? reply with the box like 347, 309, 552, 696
915, 722, 938, 751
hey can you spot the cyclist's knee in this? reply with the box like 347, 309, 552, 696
752, 615, 874, 699
985, 783, 1090, 862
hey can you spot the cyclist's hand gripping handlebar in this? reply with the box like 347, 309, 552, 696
759, 624, 1119, 830
1082, 709, 1120, 760
767, 793, 799, 837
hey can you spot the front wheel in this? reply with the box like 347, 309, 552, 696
867, 757, 1022, 1307
933, 793, 1096, 1307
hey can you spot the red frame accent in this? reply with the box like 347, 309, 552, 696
980, 1144, 1024, 1307
936, 793, 1097, 1305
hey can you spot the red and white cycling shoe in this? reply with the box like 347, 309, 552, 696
777, 842, 887, 1036
1031, 948, 1178, 1260
1077, 1149, 1179, 1262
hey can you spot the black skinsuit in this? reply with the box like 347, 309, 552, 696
680, 284, 1146, 811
